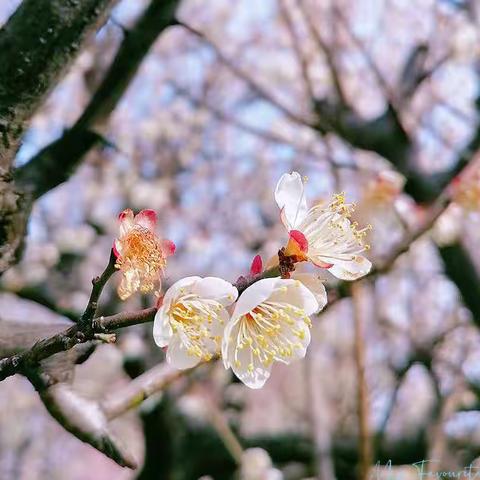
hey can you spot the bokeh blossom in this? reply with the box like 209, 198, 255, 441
114, 209, 175, 300
239, 448, 283, 480
153, 276, 238, 368
360, 170, 405, 206
354, 170, 407, 258
275, 172, 372, 280
451, 165, 480, 212
222, 278, 319, 389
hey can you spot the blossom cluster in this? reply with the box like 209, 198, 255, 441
113, 172, 372, 388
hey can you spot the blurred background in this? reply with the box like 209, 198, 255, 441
1, 0, 480, 478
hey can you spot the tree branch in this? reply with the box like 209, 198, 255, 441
15, 0, 180, 200
0, 0, 115, 169
0, 305, 159, 382
438, 242, 480, 327
37, 381, 138, 468
101, 362, 186, 420
296, 0, 346, 104
179, 21, 314, 128
0, 251, 119, 380
279, 0, 316, 103
352, 281, 372, 480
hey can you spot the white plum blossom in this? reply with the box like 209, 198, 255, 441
275, 172, 372, 280
153, 276, 238, 369
222, 278, 319, 389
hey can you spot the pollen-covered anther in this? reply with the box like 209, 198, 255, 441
232, 295, 310, 370
169, 294, 225, 361
116, 226, 167, 300
275, 172, 373, 280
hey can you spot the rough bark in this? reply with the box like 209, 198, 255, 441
15, 0, 180, 199
0, 0, 115, 169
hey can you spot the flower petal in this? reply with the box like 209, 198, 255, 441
117, 268, 140, 300
275, 320, 311, 363
291, 273, 327, 312
231, 278, 279, 319
274, 172, 308, 230
118, 209, 134, 237
223, 327, 273, 389
327, 256, 372, 281
267, 278, 319, 316
209, 308, 231, 338
191, 277, 238, 306
222, 316, 241, 370
113, 239, 123, 258
166, 334, 201, 369
153, 306, 173, 347
232, 355, 272, 389
162, 276, 201, 310
161, 239, 176, 256
134, 209, 157, 232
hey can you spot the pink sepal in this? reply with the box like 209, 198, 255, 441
250, 255, 263, 275
289, 230, 309, 253
112, 240, 122, 258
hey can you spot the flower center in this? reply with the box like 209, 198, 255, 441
300, 193, 372, 260
169, 294, 225, 361
115, 226, 166, 299
233, 296, 311, 372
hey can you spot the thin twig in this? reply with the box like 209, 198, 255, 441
0, 172, 458, 383
279, 0, 316, 102
174, 83, 356, 172
101, 363, 185, 420
333, 7, 393, 103
203, 391, 244, 465
179, 21, 314, 128
374, 192, 450, 273
94, 307, 157, 331
79, 249, 117, 330
352, 281, 372, 480
296, 0, 346, 104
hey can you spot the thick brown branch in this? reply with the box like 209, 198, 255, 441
0, 0, 115, 169
0, 305, 158, 382
15, 0, 180, 199
0, 251, 119, 380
